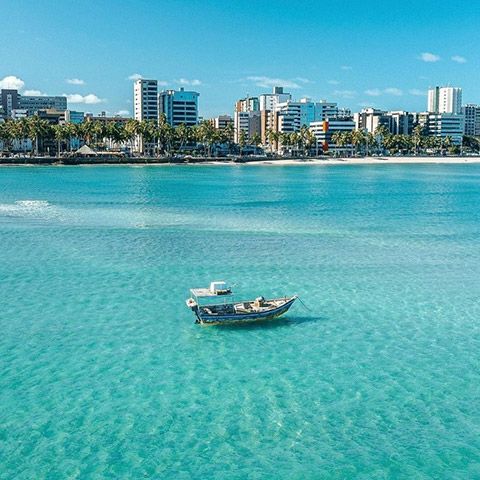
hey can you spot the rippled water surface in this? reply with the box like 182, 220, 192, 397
1, 165, 480, 479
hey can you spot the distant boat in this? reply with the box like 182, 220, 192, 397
186, 281, 297, 325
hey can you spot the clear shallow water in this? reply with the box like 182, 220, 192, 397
1, 164, 480, 479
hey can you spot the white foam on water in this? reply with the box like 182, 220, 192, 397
0, 199, 54, 217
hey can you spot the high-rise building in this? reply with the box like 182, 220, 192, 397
158, 87, 199, 127
462, 104, 480, 136
133, 79, 158, 154
235, 96, 259, 113
386, 111, 414, 135
315, 101, 339, 121
19, 95, 67, 115
418, 112, 465, 145
1, 89, 19, 117
259, 87, 291, 112
428, 87, 463, 114
354, 108, 389, 133
310, 118, 355, 153
234, 111, 261, 143
210, 115, 233, 130
134, 79, 158, 122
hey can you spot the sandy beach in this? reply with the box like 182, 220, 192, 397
241, 156, 480, 166
194, 156, 480, 166
2, 155, 480, 167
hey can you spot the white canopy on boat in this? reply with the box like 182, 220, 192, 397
191, 281, 232, 298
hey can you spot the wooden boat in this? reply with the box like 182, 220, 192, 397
186, 281, 297, 325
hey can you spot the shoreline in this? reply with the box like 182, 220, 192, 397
1, 155, 480, 167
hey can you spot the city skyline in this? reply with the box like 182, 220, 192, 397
1, 0, 479, 117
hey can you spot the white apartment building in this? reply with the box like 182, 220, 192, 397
462, 104, 480, 136
134, 79, 158, 122
310, 118, 355, 153
259, 87, 291, 112
354, 108, 388, 133
133, 79, 158, 154
273, 98, 319, 132
234, 111, 261, 143
158, 87, 199, 127
310, 118, 355, 152
235, 96, 259, 113
428, 87, 463, 114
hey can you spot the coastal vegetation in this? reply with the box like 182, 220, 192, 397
330, 125, 473, 156
1, 115, 479, 158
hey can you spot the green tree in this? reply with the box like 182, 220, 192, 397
351, 130, 366, 155
251, 132, 261, 147
0, 120, 14, 153
52, 124, 69, 157
27, 116, 51, 155
267, 129, 280, 154
412, 124, 426, 154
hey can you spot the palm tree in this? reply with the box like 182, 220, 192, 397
351, 130, 366, 156
267, 129, 280, 154
251, 132, 261, 147
412, 125, 425, 154
64, 122, 79, 152
443, 135, 453, 153
0, 120, 14, 153
52, 124, 69, 157
238, 130, 247, 149
138, 120, 157, 156
330, 131, 343, 156
196, 120, 217, 156
304, 129, 316, 156
124, 119, 141, 155
79, 121, 96, 146
27, 116, 51, 155
374, 124, 389, 154
175, 123, 192, 152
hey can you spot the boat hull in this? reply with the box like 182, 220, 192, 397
195, 296, 297, 325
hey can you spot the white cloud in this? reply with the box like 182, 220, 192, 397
409, 88, 425, 96
364, 87, 403, 97
247, 76, 301, 89
384, 87, 403, 96
295, 77, 312, 84
23, 89, 46, 96
65, 93, 105, 104
128, 73, 143, 81
66, 78, 85, 85
365, 88, 382, 96
0, 75, 25, 90
178, 78, 202, 86
420, 52, 440, 62
332, 89, 356, 99
115, 110, 130, 116
158, 81, 169, 87
358, 102, 376, 108
327, 80, 340, 85
341, 65, 352, 71
451, 55, 467, 64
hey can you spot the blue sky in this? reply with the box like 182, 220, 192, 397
1, 0, 478, 118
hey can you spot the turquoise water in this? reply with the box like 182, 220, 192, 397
1, 164, 480, 479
